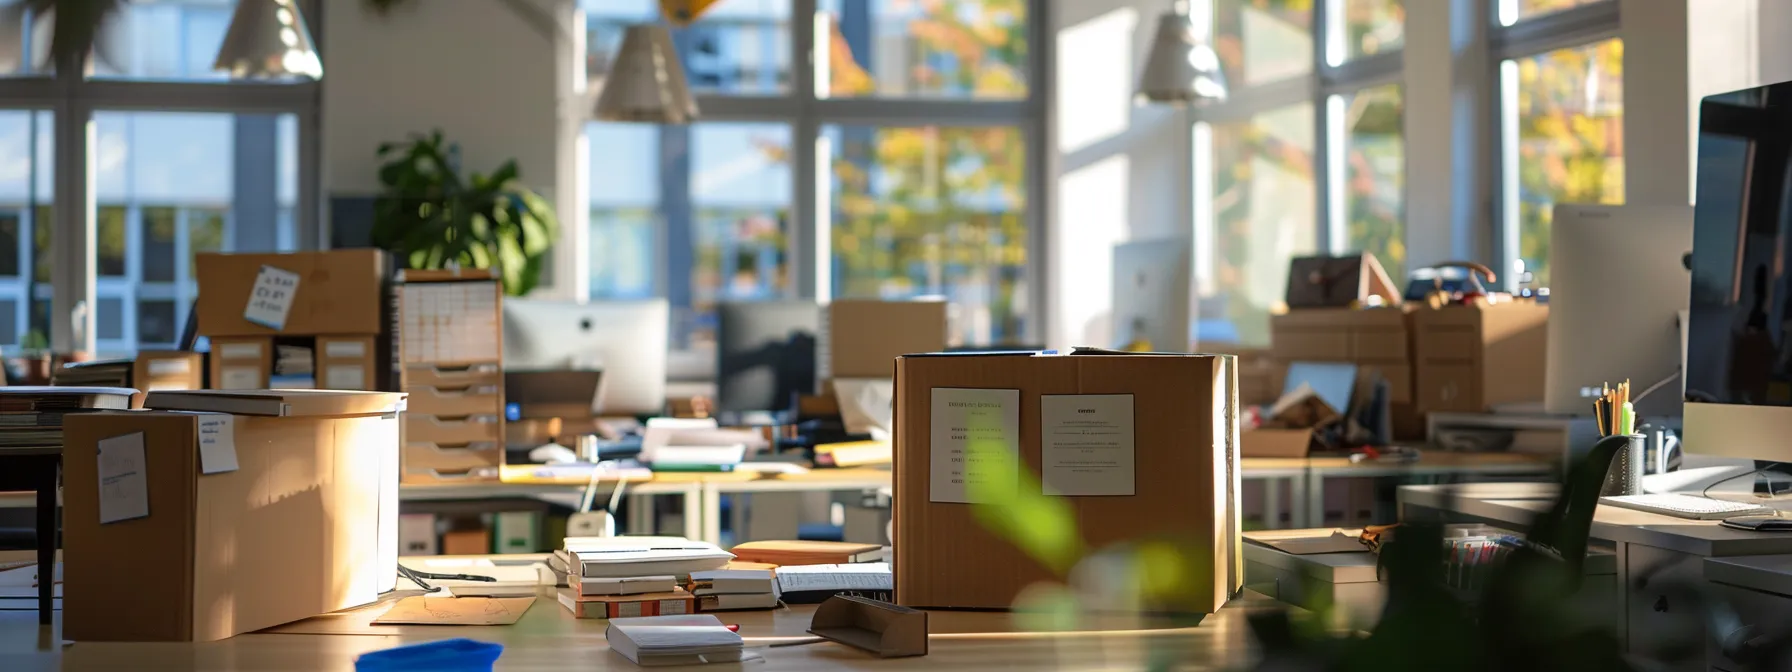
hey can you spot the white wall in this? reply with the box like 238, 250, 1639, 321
1049, 0, 1193, 350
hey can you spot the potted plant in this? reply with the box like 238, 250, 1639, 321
15, 329, 50, 385
369, 130, 558, 296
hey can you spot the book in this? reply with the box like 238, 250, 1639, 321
143, 389, 401, 417
729, 540, 885, 566
814, 439, 892, 468
568, 540, 733, 579
697, 592, 778, 612
0, 387, 135, 413
688, 569, 775, 596
571, 575, 677, 597
773, 563, 892, 605
604, 614, 745, 666
723, 560, 779, 572
560, 587, 696, 619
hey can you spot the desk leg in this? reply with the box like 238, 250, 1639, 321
1263, 478, 1283, 530
36, 456, 55, 626
628, 492, 652, 535
691, 486, 711, 545
1305, 471, 1325, 530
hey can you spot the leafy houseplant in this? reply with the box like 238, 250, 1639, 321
370, 131, 558, 296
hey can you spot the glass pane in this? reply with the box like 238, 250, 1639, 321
1335, 0, 1403, 65
0, 7, 50, 77
97, 297, 124, 341
588, 122, 659, 300
691, 124, 791, 345
1508, 39, 1624, 287
1340, 84, 1406, 284
584, 0, 790, 95
826, 125, 1028, 344
1201, 104, 1317, 347
0, 298, 15, 347
142, 206, 178, 282
90, 0, 240, 82
94, 111, 297, 352
0, 110, 54, 351
1215, 0, 1313, 88
138, 299, 179, 345
1501, 0, 1607, 26
0, 213, 18, 278
820, 0, 1028, 99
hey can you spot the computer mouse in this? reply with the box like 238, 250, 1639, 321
1720, 515, 1792, 531
528, 442, 579, 464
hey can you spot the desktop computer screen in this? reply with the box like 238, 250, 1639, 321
1111, 239, 1192, 352
715, 301, 820, 424
502, 298, 670, 417
1685, 80, 1792, 466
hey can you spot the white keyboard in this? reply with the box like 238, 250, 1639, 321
1599, 493, 1775, 521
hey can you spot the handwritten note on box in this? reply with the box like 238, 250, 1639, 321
196, 414, 239, 475
244, 265, 300, 330
97, 432, 150, 524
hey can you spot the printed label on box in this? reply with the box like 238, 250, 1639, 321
217, 342, 263, 360
220, 366, 261, 390
928, 387, 1020, 504
326, 364, 366, 390
1040, 394, 1136, 496
324, 340, 367, 359
97, 432, 150, 524
244, 265, 300, 330
195, 413, 239, 475
146, 358, 191, 376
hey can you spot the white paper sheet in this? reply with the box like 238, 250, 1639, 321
97, 432, 150, 524
929, 388, 1020, 504
832, 378, 894, 435
195, 413, 239, 475
243, 264, 301, 330
1040, 394, 1135, 496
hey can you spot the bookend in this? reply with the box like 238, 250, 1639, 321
806, 595, 928, 658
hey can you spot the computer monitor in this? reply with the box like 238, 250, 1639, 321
502, 298, 669, 417
1544, 204, 1692, 419
715, 301, 820, 424
1685, 80, 1792, 470
1111, 239, 1192, 352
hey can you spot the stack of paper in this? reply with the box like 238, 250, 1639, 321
689, 569, 778, 612
0, 387, 134, 451
774, 563, 892, 604
272, 345, 316, 388
605, 614, 745, 666
561, 536, 734, 580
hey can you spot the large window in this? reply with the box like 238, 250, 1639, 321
1495, 1, 1623, 289
1200, 105, 1317, 346
584, 0, 1040, 347
0, 0, 317, 354
1333, 83, 1405, 284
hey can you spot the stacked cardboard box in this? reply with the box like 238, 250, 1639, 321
1411, 301, 1550, 416
398, 269, 505, 484
1269, 306, 1420, 441
195, 250, 389, 392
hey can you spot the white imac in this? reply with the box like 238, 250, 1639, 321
503, 299, 670, 417
1111, 239, 1192, 352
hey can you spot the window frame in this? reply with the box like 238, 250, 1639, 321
0, 0, 324, 354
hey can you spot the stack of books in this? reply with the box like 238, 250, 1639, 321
271, 345, 315, 388
50, 360, 134, 387
689, 569, 778, 612
728, 540, 886, 566
774, 563, 893, 604
605, 614, 745, 666
0, 387, 135, 450
550, 536, 733, 620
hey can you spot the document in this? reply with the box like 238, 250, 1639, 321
832, 378, 894, 435
929, 388, 1020, 504
243, 264, 300, 330
195, 413, 239, 475
1040, 394, 1135, 496
97, 432, 150, 524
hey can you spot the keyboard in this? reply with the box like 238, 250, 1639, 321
1599, 493, 1775, 520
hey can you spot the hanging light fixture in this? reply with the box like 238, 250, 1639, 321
1136, 0, 1227, 105
214, 0, 322, 80
593, 24, 698, 124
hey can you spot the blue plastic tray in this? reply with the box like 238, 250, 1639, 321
355, 638, 503, 672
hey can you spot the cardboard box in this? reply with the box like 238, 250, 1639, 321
208, 336, 272, 390
891, 352, 1240, 613
1241, 428, 1312, 458
134, 351, 203, 396
1270, 307, 1412, 362
1411, 301, 1550, 414
61, 390, 404, 642
443, 528, 492, 555
196, 249, 388, 337
317, 335, 377, 391
829, 300, 949, 379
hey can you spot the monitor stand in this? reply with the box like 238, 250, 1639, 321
1753, 460, 1792, 499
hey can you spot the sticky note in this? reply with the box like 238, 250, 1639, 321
244, 264, 300, 330
97, 432, 150, 525
196, 414, 239, 475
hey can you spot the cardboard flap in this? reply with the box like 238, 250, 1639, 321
146, 389, 404, 417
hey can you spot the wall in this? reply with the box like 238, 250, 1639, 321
1049, 0, 1193, 350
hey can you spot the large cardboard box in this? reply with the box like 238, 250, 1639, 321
829, 300, 949, 379
61, 390, 404, 642
196, 249, 388, 337
1411, 301, 1550, 414
892, 352, 1240, 613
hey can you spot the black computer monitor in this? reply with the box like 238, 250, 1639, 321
715, 301, 819, 424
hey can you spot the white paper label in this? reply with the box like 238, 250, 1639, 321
146, 358, 191, 376
929, 388, 1020, 504
217, 343, 263, 360
220, 366, 261, 390
1040, 394, 1136, 496
97, 432, 150, 524
244, 265, 300, 330
324, 340, 366, 358
196, 414, 239, 475
326, 364, 366, 390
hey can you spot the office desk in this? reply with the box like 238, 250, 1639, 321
7, 591, 1283, 670
1299, 452, 1556, 530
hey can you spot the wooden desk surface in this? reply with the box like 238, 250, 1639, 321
4, 590, 1282, 671
1242, 451, 1556, 473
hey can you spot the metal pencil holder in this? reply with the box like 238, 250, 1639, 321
1599, 434, 1646, 497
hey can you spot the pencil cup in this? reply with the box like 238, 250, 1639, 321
1599, 434, 1646, 497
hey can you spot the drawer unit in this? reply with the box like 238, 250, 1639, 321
1625, 544, 1708, 670
407, 385, 503, 417
402, 440, 503, 482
